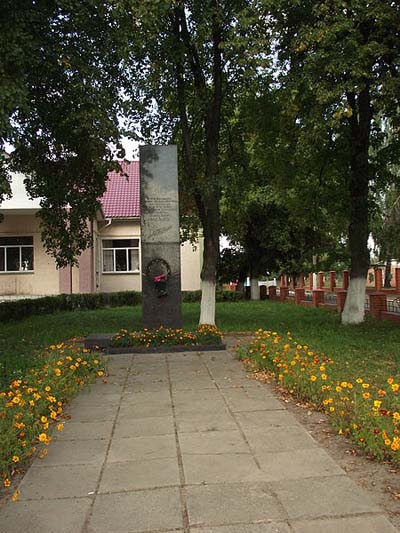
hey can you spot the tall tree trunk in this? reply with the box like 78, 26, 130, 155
199, 210, 220, 324
342, 85, 371, 325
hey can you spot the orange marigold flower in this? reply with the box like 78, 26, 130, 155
362, 392, 370, 399
4, 479, 11, 488
57, 423, 64, 431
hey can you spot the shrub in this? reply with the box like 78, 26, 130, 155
0, 291, 142, 322
238, 329, 400, 465
0, 343, 106, 486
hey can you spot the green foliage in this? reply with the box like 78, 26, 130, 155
0, 1, 130, 265
0, 291, 142, 322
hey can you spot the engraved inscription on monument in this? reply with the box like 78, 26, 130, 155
140, 145, 182, 329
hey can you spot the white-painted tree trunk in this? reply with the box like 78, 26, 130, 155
250, 278, 260, 300
199, 278, 216, 325
341, 277, 366, 325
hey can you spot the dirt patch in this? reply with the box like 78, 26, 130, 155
226, 336, 400, 531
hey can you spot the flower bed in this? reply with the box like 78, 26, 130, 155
0, 343, 105, 489
237, 329, 400, 465
111, 325, 223, 348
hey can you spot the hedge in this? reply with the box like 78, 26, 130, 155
0, 289, 244, 322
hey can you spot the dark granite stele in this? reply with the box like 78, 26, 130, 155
84, 333, 226, 354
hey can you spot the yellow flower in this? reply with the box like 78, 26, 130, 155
373, 400, 382, 408
392, 383, 399, 392
321, 374, 327, 380
387, 377, 394, 385
362, 383, 369, 389
11, 490, 20, 502
310, 375, 317, 382
356, 378, 363, 384
57, 423, 64, 431
329, 406, 335, 412
41, 416, 47, 423
44, 386, 51, 392
97, 371, 104, 377
54, 368, 61, 376
384, 438, 391, 446
362, 392, 370, 399
393, 412, 400, 421
341, 381, 347, 388
12, 456, 19, 463
38, 433, 47, 442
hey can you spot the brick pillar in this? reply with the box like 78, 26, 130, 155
299, 272, 305, 288
395, 268, 400, 294
285, 275, 290, 287
280, 287, 289, 301
318, 272, 324, 290
269, 286, 277, 299
336, 290, 347, 313
329, 271, 336, 292
260, 285, 267, 300
309, 273, 313, 290
342, 270, 349, 290
312, 289, 325, 307
279, 275, 285, 288
369, 292, 387, 320
292, 275, 297, 289
295, 287, 305, 305
374, 267, 383, 291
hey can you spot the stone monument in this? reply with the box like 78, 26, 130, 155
140, 145, 183, 329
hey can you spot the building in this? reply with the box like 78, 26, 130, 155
0, 162, 201, 297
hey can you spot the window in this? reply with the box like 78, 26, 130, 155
0, 236, 34, 272
102, 239, 140, 273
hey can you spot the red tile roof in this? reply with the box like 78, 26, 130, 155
101, 161, 140, 218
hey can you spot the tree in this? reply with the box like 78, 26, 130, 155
268, 0, 400, 323
123, 0, 265, 324
0, 1, 128, 265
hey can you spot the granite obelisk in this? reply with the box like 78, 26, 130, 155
140, 145, 182, 329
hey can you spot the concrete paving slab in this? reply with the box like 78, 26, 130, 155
187, 482, 285, 527
291, 514, 399, 532
121, 389, 171, 402
244, 426, 317, 453
191, 524, 291, 533
182, 453, 264, 484
88, 487, 183, 532
0, 498, 92, 533
99, 457, 180, 492
235, 410, 300, 429
272, 475, 381, 520
113, 415, 175, 438
171, 378, 217, 390
215, 377, 264, 388
221, 387, 276, 400
174, 399, 228, 416
68, 393, 121, 407
55, 420, 114, 441
227, 396, 285, 412
179, 430, 249, 455
173, 389, 222, 404
124, 380, 171, 392
107, 434, 177, 462
118, 402, 173, 419
256, 448, 344, 482
34, 439, 108, 467
175, 412, 237, 433
83, 383, 124, 395
18, 464, 101, 500
66, 404, 117, 422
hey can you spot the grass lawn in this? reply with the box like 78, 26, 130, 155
0, 300, 399, 387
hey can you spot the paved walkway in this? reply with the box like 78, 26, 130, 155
0, 349, 397, 532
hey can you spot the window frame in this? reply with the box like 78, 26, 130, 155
0, 236, 34, 273
101, 238, 140, 274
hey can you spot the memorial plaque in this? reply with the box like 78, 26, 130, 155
140, 145, 182, 329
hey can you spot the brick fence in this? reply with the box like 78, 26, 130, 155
266, 268, 400, 325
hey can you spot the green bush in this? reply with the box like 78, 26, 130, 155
0, 291, 142, 322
